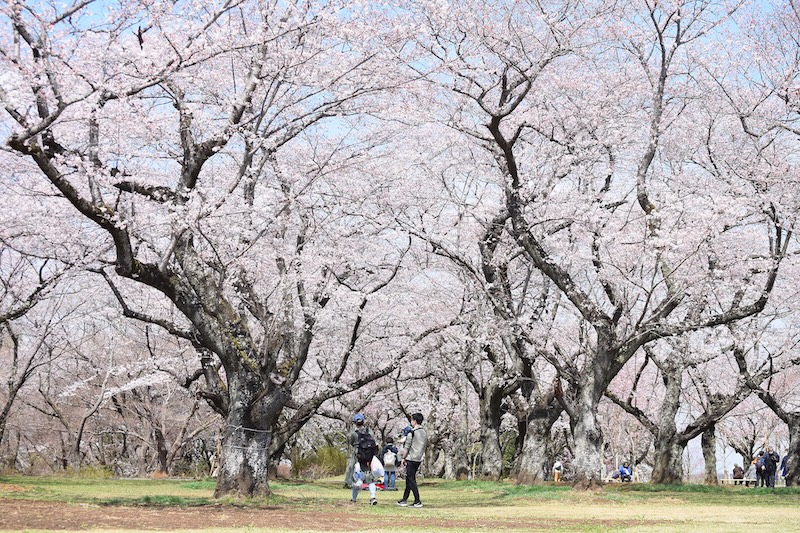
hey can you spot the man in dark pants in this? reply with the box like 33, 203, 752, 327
397, 413, 428, 508
764, 447, 781, 488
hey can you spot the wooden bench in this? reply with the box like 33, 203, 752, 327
719, 477, 786, 487
603, 476, 634, 483
719, 477, 757, 487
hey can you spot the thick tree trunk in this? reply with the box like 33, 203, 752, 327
479, 422, 503, 480
651, 436, 685, 484
214, 373, 276, 498
702, 425, 718, 485
649, 360, 684, 485
516, 426, 549, 484
0, 402, 11, 450
516, 407, 558, 484
478, 379, 505, 480
154, 428, 169, 475
429, 449, 447, 478
215, 424, 271, 497
785, 415, 800, 487
570, 385, 604, 489
71, 428, 84, 469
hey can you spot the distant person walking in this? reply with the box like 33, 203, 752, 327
397, 413, 428, 508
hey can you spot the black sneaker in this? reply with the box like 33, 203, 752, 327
397, 500, 408, 506
411, 502, 423, 508
370, 498, 378, 506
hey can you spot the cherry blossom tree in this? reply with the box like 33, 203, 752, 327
403, 0, 792, 488
0, 256, 61, 449
606, 334, 773, 484
1, 0, 431, 496
3, 0, 800, 490
733, 323, 800, 486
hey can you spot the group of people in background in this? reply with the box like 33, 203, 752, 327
751, 447, 786, 488
730, 446, 789, 488
342, 413, 789, 499
344, 412, 428, 508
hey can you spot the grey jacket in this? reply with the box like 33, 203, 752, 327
403, 426, 428, 463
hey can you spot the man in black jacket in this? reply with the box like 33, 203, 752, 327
764, 447, 781, 488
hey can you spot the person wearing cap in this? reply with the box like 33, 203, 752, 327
344, 413, 368, 489
397, 413, 428, 508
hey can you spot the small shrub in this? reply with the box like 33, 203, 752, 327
64, 466, 114, 479
291, 445, 346, 479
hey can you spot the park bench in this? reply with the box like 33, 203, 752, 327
719, 477, 786, 487
719, 477, 757, 487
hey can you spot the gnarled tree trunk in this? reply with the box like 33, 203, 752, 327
702, 425, 718, 485
650, 359, 684, 485
651, 436, 685, 485
784, 415, 800, 487
516, 393, 561, 484
569, 381, 604, 489
478, 378, 505, 480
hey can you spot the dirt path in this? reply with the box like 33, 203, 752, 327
0, 498, 646, 531
0, 499, 367, 531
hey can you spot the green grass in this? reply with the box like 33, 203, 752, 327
0, 475, 213, 504
3, 475, 800, 532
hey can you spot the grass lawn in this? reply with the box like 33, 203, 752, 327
2, 475, 800, 532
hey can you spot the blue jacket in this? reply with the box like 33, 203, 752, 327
619, 464, 632, 477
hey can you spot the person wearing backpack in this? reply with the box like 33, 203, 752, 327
381, 437, 399, 491
344, 413, 376, 489
755, 451, 766, 487
397, 412, 428, 508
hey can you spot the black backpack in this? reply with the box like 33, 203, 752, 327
356, 430, 377, 464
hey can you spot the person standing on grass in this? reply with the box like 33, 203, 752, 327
755, 451, 766, 487
780, 453, 788, 480
381, 437, 400, 491
732, 464, 745, 485
397, 413, 428, 508
350, 459, 379, 506
552, 459, 563, 483
764, 447, 780, 488
344, 413, 370, 489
